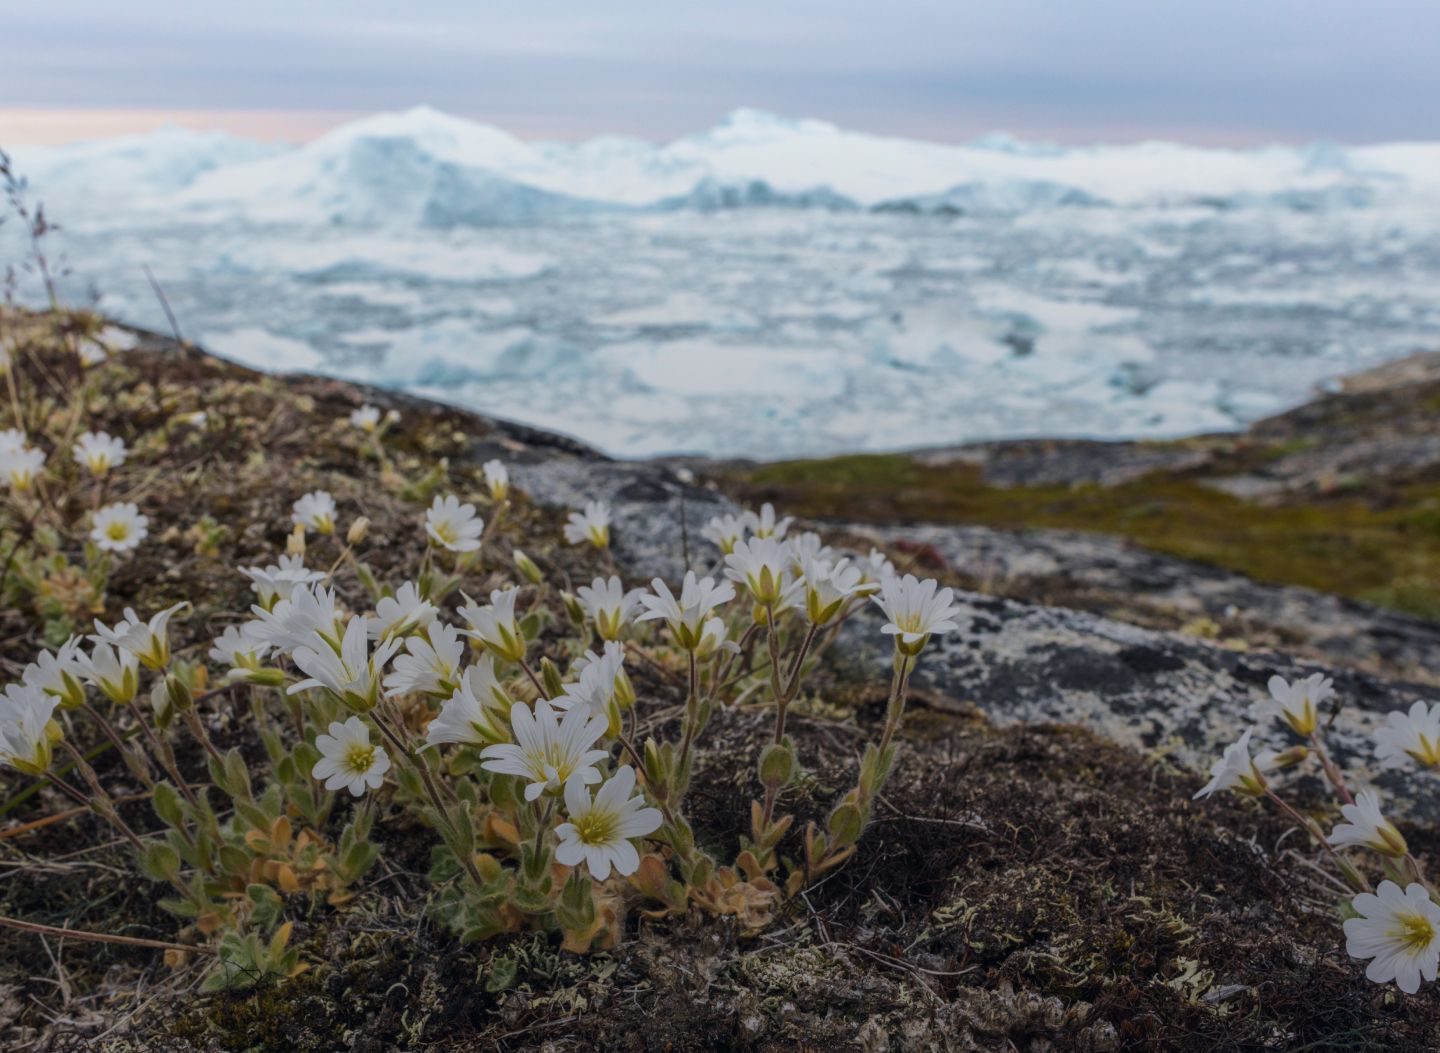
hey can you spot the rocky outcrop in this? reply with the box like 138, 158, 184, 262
457, 422, 1440, 818
850, 521, 1440, 681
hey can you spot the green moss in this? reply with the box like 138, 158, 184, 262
737, 455, 1440, 617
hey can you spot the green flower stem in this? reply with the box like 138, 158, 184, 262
371, 708, 484, 887
519, 658, 549, 701
1307, 732, 1355, 806
875, 650, 915, 761
81, 701, 155, 789
1262, 787, 1366, 888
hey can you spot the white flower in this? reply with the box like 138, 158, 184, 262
208, 623, 273, 676
349, 405, 381, 432
636, 572, 736, 650
0, 428, 25, 455
0, 682, 60, 774
480, 698, 608, 801
425, 494, 484, 552
369, 581, 438, 640
554, 643, 627, 718
77, 643, 140, 706
0, 445, 45, 491
384, 623, 465, 698
724, 537, 798, 608
1331, 788, 1408, 858
458, 587, 527, 663
1344, 881, 1440, 994
554, 765, 662, 880
312, 717, 390, 797
483, 459, 509, 502
575, 575, 645, 641
1373, 700, 1440, 770
425, 657, 514, 748
742, 502, 792, 540
248, 584, 345, 656
90, 502, 148, 553
73, 431, 127, 476
1252, 673, 1333, 737
21, 637, 88, 710
859, 548, 897, 587
873, 574, 962, 655
1193, 728, 1273, 799
802, 556, 864, 625
240, 554, 326, 608
563, 500, 611, 548
694, 616, 731, 659
701, 513, 748, 554
788, 531, 834, 573
292, 490, 337, 535
91, 602, 186, 669
290, 616, 401, 711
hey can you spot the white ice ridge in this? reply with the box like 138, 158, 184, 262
10, 105, 1440, 226
5, 107, 1440, 459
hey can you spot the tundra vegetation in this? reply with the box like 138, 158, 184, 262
2, 158, 1439, 1050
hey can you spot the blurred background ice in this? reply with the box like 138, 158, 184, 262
6, 107, 1440, 458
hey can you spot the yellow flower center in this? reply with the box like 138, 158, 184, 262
106, 522, 131, 541
573, 808, 619, 846
1408, 734, 1440, 767
894, 612, 925, 634
433, 521, 457, 543
344, 742, 376, 775
1391, 912, 1437, 954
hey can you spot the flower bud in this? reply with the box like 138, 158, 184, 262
239, 667, 288, 688
512, 549, 543, 585
165, 674, 195, 714
1270, 745, 1311, 768
286, 525, 307, 557
614, 668, 636, 710
347, 516, 371, 545
540, 657, 565, 700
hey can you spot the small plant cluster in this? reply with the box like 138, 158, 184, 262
0, 348, 964, 987
1195, 674, 1440, 994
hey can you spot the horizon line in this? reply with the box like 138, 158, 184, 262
0, 105, 1419, 152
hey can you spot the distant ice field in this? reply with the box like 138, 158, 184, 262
7, 108, 1440, 459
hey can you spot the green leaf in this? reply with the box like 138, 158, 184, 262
152, 781, 185, 829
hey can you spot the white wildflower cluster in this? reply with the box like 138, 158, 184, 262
2, 427, 152, 554
1197, 673, 1440, 994
0, 427, 45, 492
2, 390, 966, 979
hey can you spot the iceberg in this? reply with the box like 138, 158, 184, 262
5, 105, 1440, 460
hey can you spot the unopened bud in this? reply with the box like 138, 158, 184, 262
614, 669, 636, 710
347, 516, 371, 545
562, 591, 585, 627
1270, 745, 1310, 769
513, 549, 543, 585
165, 674, 195, 713
241, 667, 288, 688
286, 525, 307, 557
540, 657, 565, 700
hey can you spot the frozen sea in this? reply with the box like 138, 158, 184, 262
7, 108, 1440, 459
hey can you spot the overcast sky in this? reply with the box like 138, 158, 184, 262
3, 1, 1438, 145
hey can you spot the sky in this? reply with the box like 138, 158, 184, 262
3, 1, 1439, 146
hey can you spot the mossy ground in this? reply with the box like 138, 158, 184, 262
732, 448, 1440, 621
2, 313, 1438, 1050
